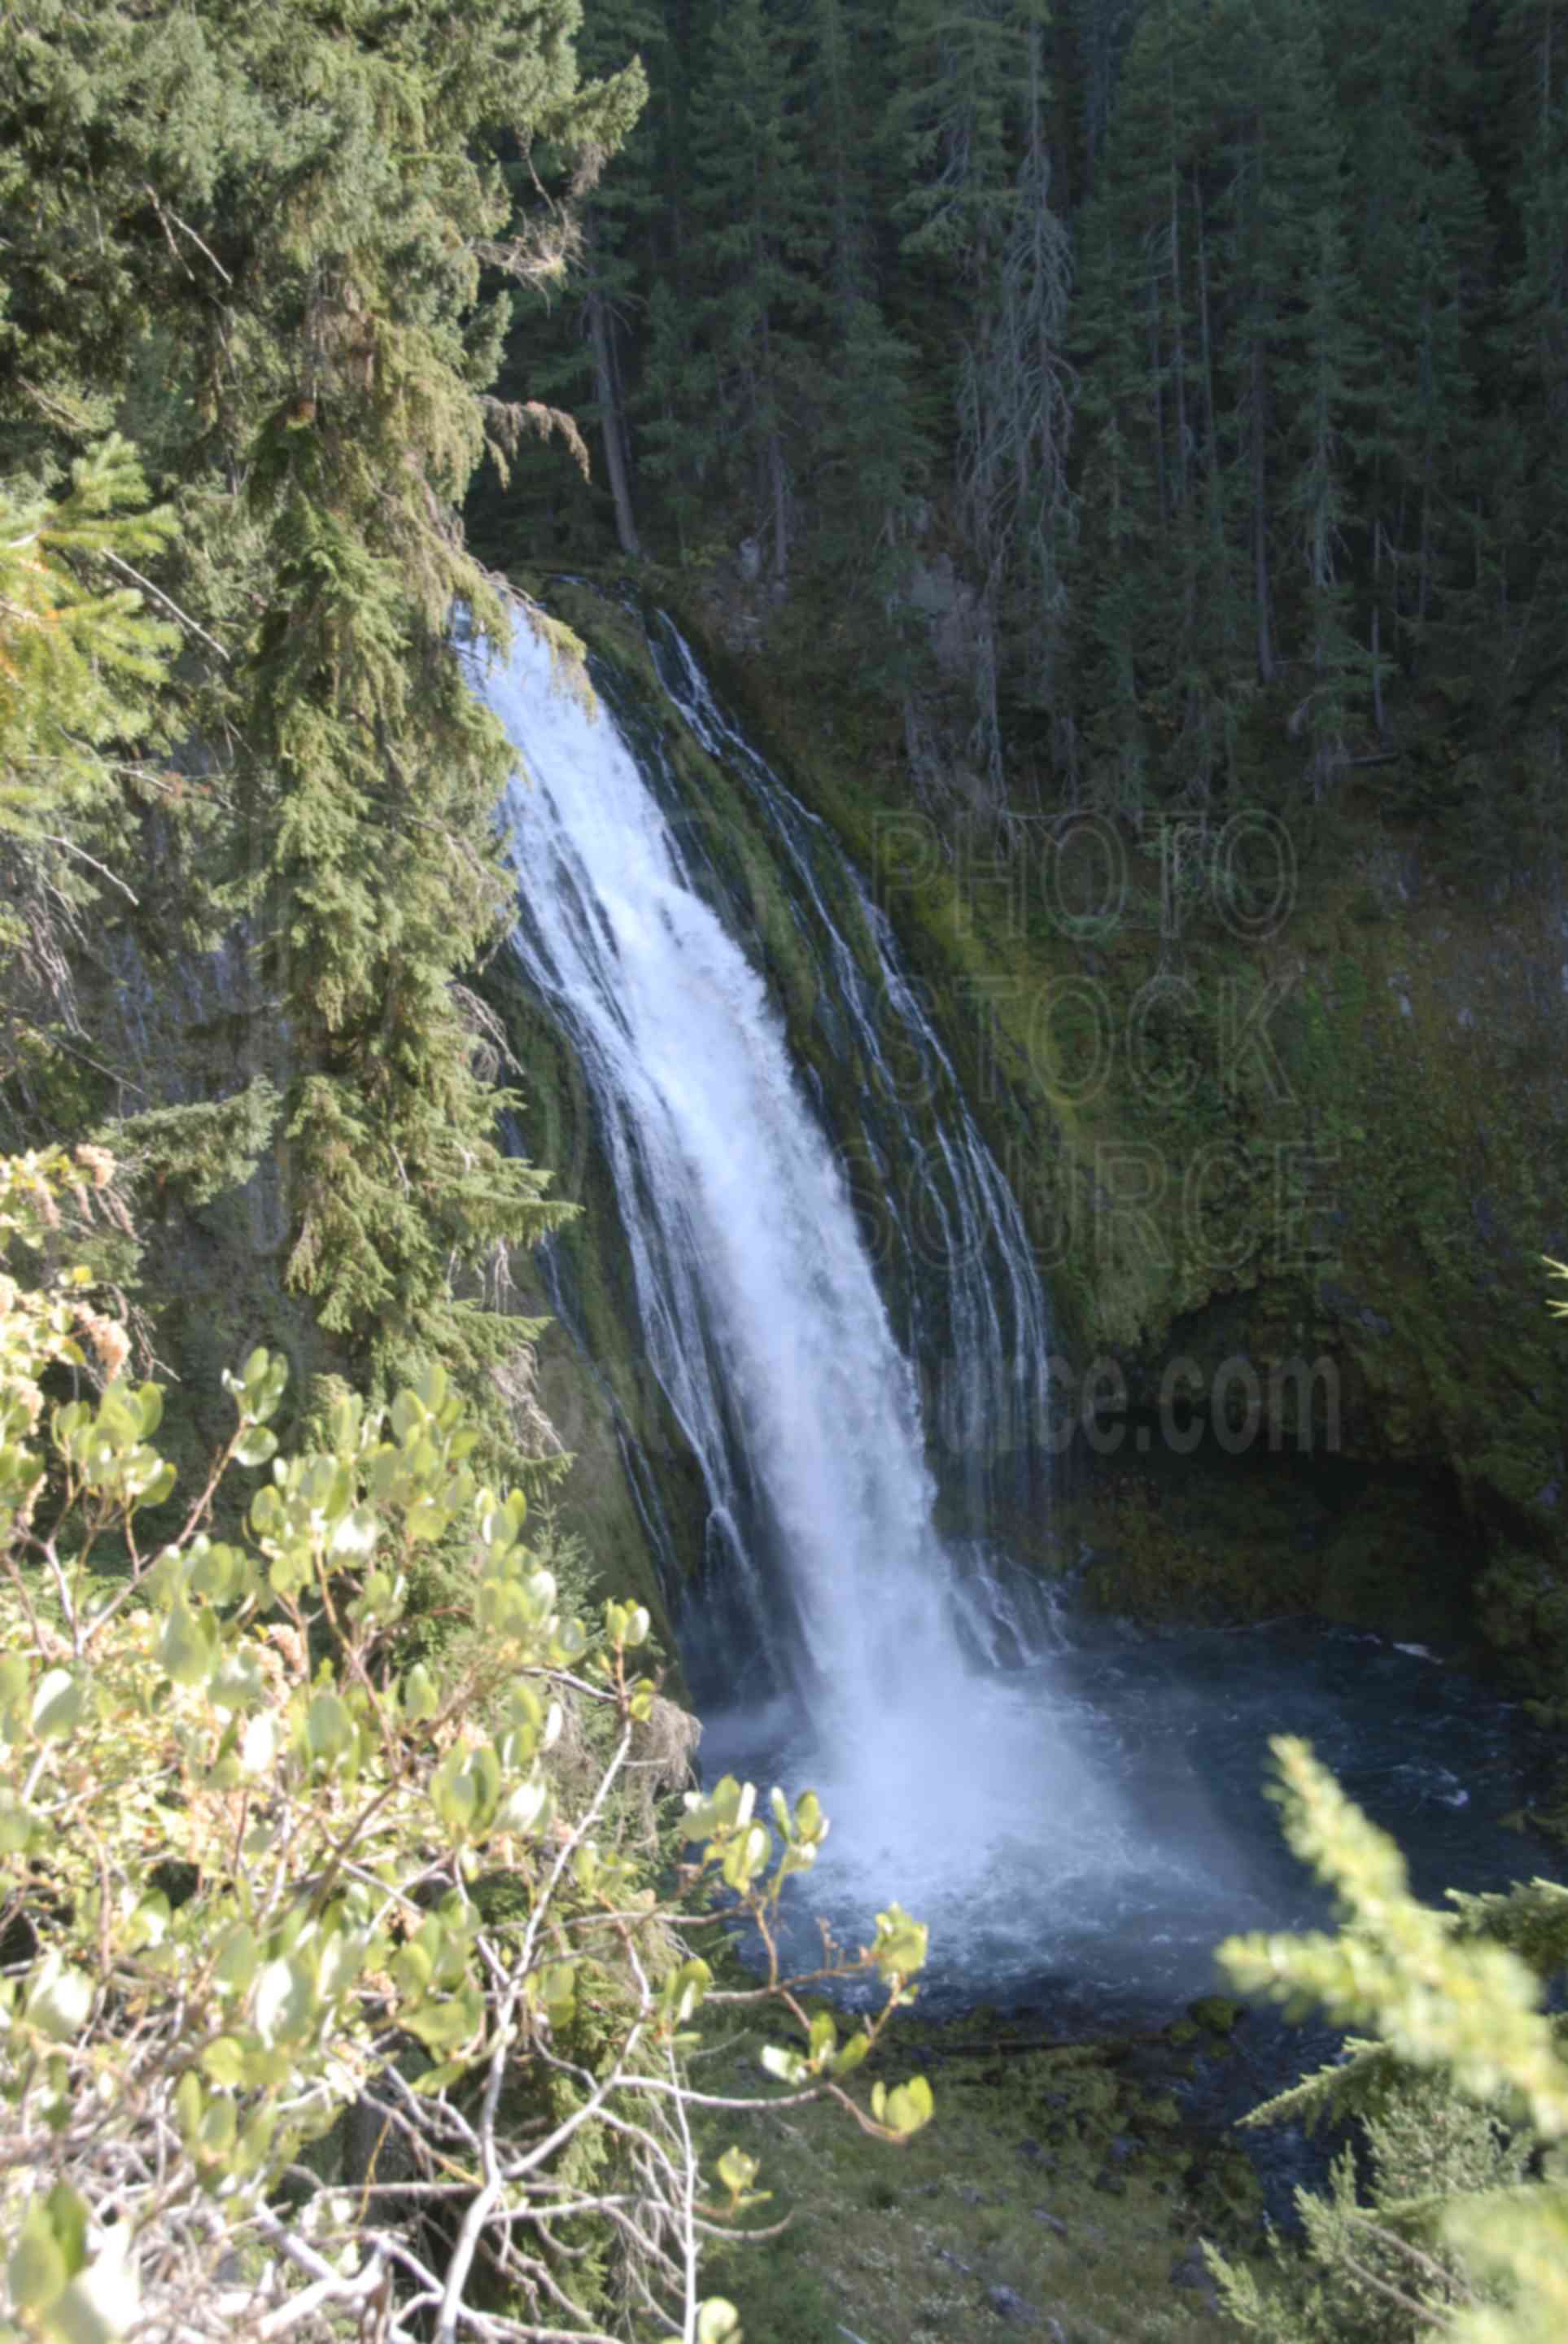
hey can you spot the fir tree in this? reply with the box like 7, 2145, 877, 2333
0, 0, 644, 1414
0, 435, 177, 1114
663, 0, 820, 580
1068, 196, 1163, 807
957, 22, 1077, 798
1072, 0, 1248, 802
473, 0, 664, 566
1487, 0, 1568, 727
799, 0, 930, 599
0, 438, 176, 848
1324, 0, 1489, 722
1211, 1737, 1568, 2344
1072, 0, 1366, 794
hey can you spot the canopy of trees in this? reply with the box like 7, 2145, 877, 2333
487, 0, 1568, 834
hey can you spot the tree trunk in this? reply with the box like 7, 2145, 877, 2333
587, 283, 641, 562
767, 428, 789, 583
1251, 339, 1276, 684
1372, 514, 1386, 732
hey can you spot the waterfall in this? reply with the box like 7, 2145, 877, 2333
643, 614, 1057, 1585
469, 604, 1538, 2021
483, 614, 974, 1732
476, 604, 1170, 2005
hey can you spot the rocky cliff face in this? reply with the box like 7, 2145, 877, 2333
646, 575, 1568, 1688
50, 862, 573, 1544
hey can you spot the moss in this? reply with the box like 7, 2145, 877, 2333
675, 601, 1568, 1660
491, 572, 1568, 1673
1475, 1547, 1568, 1698
697, 2004, 1267, 2344
469, 951, 697, 1657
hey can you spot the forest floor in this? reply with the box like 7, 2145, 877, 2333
698, 1997, 1265, 2341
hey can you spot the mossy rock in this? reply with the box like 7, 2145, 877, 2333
1186, 1996, 1243, 2038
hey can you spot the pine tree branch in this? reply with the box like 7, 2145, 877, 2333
40, 834, 138, 903
97, 549, 229, 660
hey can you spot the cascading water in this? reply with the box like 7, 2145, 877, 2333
475, 606, 1234, 2008
509, 610, 1065, 1630
474, 604, 1544, 2025
486, 615, 973, 1727
642, 614, 1058, 1632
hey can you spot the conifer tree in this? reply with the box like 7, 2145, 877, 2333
1068, 198, 1162, 807
474, 0, 666, 566
957, 22, 1077, 796
1072, 0, 1247, 802
798, 0, 930, 598
0, 440, 176, 849
1071, 0, 1366, 795
806, 0, 882, 317
1487, 0, 1568, 722
0, 0, 643, 1411
883, 0, 1071, 799
887, 0, 1046, 286
1324, 0, 1488, 723
1210, 1734, 1568, 2344
640, 272, 710, 562
664, 0, 820, 581
1064, 0, 1142, 199
1264, 0, 1368, 788
0, 436, 177, 1108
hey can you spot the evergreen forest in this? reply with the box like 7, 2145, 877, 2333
488, 0, 1568, 850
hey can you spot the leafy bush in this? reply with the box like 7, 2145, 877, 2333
0, 1148, 932, 2342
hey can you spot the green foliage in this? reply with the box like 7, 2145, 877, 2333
1212, 2084, 1531, 2342
1208, 1736, 1568, 2344
0, 435, 176, 842
456, 0, 1568, 839
0, 0, 644, 1415
103, 1080, 281, 1214
644, 0, 820, 582
0, 434, 180, 1113
0, 1152, 932, 2340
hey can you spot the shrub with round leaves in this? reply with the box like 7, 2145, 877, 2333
0, 1151, 933, 2342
